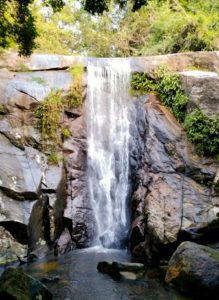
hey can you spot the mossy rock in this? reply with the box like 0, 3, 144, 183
0, 267, 52, 300
165, 241, 219, 298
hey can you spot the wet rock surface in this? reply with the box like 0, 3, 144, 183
97, 261, 145, 280
165, 241, 219, 298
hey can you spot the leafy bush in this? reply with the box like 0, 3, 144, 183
131, 69, 219, 158
131, 67, 188, 122
154, 68, 188, 122
184, 109, 219, 157
130, 72, 155, 93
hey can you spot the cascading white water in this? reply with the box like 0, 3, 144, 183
86, 58, 132, 248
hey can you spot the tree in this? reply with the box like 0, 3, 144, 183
0, 0, 65, 56
0, 0, 148, 56
83, 0, 147, 14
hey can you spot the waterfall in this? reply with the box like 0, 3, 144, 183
86, 58, 132, 248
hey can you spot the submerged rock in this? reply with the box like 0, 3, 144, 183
165, 241, 219, 298
0, 267, 52, 300
97, 261, 145, 280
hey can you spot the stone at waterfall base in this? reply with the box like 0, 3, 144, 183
97, 261, 145, 280
0, 267, 53, 300
165, 241, 219, 298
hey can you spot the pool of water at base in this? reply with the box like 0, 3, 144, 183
20, 247, 191, 300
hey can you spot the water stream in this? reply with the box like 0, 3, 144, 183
86, 58, 132, 248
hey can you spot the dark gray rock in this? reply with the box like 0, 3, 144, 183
165, 241, 219, 298
28, 195, 50, 253
180, 71, 219, 116
97, 261, 145, 280
55, 228, 75, 255
131, 94, 219, 260
63, 111, 95, 247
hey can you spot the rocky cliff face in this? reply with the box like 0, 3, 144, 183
130, 70, 219, 263
0, 53, 86, 264
0, 51, 218, 265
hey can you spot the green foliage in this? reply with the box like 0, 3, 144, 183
84, 0, 109, 14
134, 0, 219, 56
61, 127, 71, 139
48, 151, 60, 165
35, 67, 84, 162
43, 0, 65, 12
0, 103, 6, 114
1, 0, 218, 56
35, 90, 63, 151
153, 67, 188, 122
83, 0, 147, 14
0, 0, 37, 56
130, 72, 155, 93
64, 64, 85, 108
184, 109, 219, 157
33, 3, 76, 55
131, 67, 188, 122
31, 76, 47, 85
68, 64, 84, 77
17, 63, 32, 72
0, 0, 64, 56
131, 69, 219, 158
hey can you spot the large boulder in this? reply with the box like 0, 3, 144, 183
180, 71, 219, 116
0, 267, 52, 300
165, 241, 219, 298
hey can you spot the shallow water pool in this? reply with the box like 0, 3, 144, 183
22, 247, 191, 300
